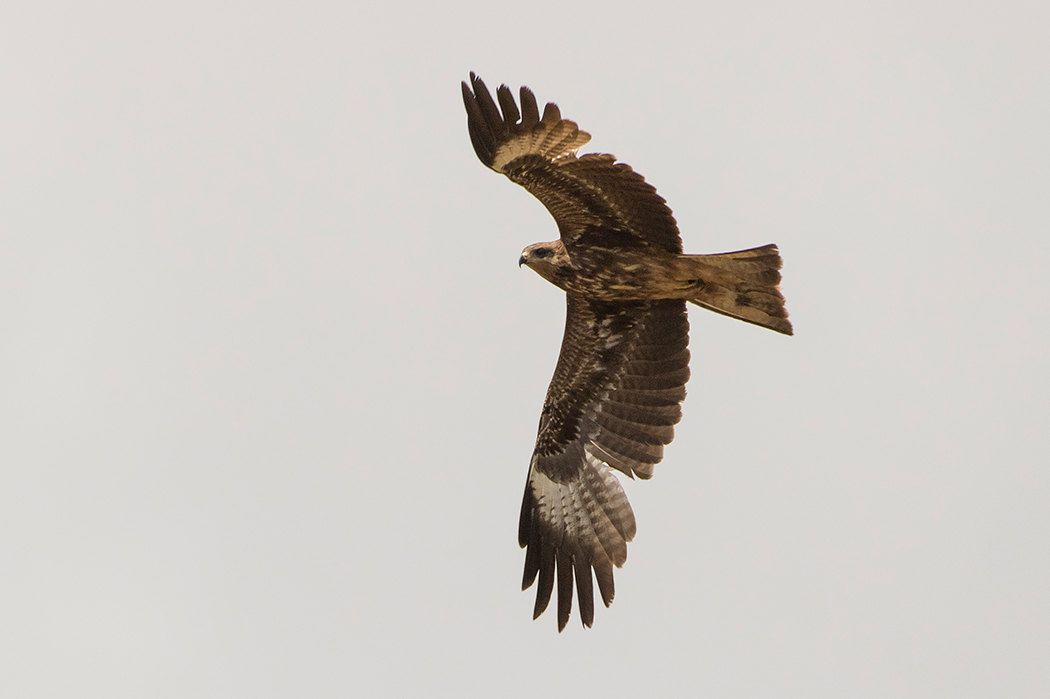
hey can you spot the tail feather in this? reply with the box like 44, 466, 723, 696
678, 244, 793, 335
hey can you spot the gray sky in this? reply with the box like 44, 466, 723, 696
3, 1, 1048, 697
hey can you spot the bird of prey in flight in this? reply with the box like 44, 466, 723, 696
461, 73, 792, 631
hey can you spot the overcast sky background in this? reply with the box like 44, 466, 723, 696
3, 1, 1048, 697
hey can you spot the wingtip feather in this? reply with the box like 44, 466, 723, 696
556, 548, 574, 631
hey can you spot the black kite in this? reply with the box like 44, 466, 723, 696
462, 73, 792, 631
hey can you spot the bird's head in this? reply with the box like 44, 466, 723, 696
519, 241, 569, 283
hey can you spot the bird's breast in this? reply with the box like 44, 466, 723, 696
546, 247, 679, 301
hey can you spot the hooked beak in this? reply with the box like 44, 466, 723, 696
518, 254, 526, 268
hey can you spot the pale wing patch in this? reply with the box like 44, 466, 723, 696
528, 449, 636, 569
492, 120, 592, 172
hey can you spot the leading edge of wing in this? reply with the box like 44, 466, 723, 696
461, 72, 591, 172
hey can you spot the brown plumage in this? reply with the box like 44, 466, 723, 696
462, 73, 792, 631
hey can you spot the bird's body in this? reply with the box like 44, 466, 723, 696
522, 238, 788, 309
462, 73, 791, 631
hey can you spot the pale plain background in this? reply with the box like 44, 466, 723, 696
2, 1, 1047, 697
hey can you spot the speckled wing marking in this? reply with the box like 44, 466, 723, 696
462, 73, 683, 254
519, 295, 690, 630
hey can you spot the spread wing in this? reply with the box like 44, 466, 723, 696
520, 295, 690, 630
462, 72, 683, 254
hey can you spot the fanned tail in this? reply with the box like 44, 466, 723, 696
679, 244, 793, 335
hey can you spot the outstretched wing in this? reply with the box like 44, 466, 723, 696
462, 73, 683, 254
520, 295, 690, 630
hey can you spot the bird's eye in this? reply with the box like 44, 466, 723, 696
533, 248, 553, 259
